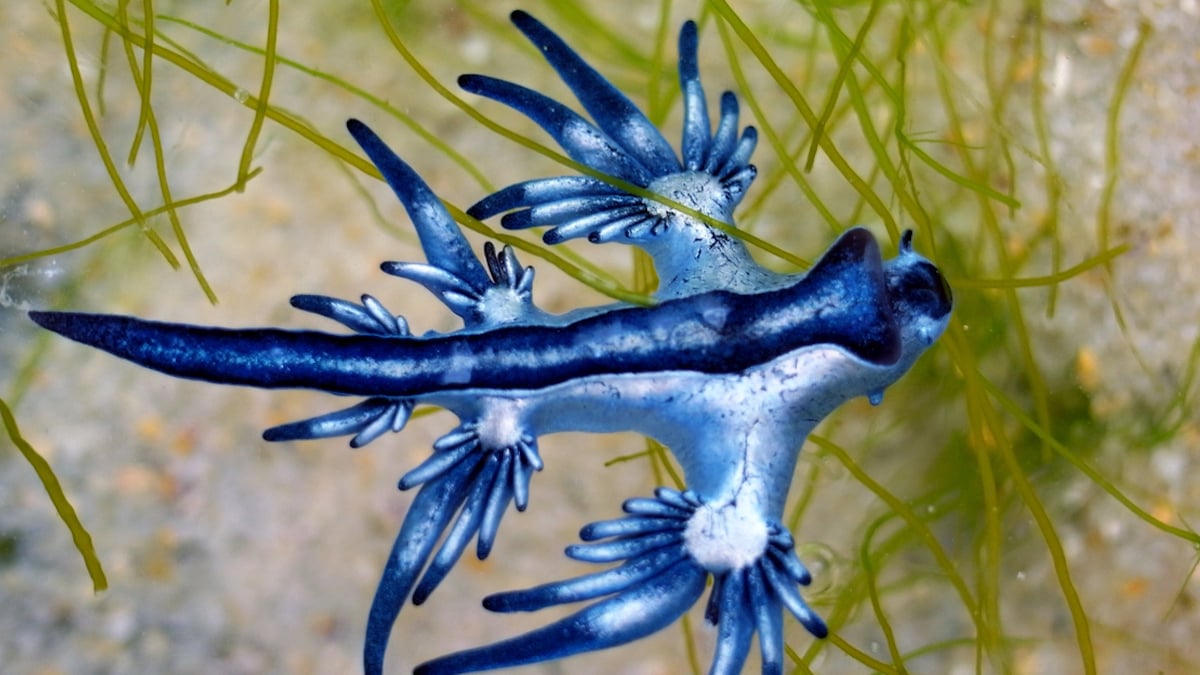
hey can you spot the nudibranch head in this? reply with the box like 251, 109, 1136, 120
885, 230, 954, 365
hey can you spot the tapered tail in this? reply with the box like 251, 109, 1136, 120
28, 311, 452, 397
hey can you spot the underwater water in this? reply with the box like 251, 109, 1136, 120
2, 1, 1198, 673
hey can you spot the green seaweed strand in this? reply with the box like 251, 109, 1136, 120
0, 397, 107, 592
54, 0, 180, 270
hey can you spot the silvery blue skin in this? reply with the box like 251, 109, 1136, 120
29, 11, 952, 675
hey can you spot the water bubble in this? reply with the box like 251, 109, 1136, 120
796, 541, 842, 596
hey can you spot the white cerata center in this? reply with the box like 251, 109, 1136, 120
475, 400, 525, 449
683, 500, 769, 572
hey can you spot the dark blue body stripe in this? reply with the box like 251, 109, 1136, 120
30, 230, 898, 397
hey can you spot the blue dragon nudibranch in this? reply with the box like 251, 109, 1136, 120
30, 10, 951, 675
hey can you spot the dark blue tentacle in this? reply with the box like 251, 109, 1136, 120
748, 568, 785, 675
346, 119, 491, 299
398, 439, 479, 490
767, 526, 813, 586
589, 213, 658, 244
466, 176, 621, 221
414, 558, 707, 675
509, 436, 541, 510
710, 572, 755, 675
379, 262, 479, 308
411, 454, 503, 604
565, 530, 682, 563
704, 92, 742, 174
517, 194, 644, 228
262, 396, 412, 448
543, 206, 649, 244
483, 543, 687, 612
475, 450, 514, 558
507, 10, 680, 176
623, 491, 697, 519
678, 20, 712, 171
579, 514, 684, 540
459, 74, 653, 185
499, 203, 649, 245
481, 242, 532, 299
364, 457, 478, 675
291, 293, 409, 336
720, 126, 758, 181
761, 528, 828, 639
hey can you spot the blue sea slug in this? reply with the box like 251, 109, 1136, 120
30, 11, 951, 674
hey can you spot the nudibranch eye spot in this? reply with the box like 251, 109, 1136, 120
28, 10, 950, 675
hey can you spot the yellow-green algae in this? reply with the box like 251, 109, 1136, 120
2, 1, 1196, 672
